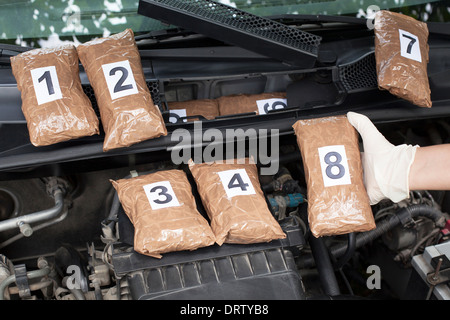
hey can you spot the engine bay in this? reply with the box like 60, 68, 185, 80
1, 113, 450, 301
1, 0, 450, 303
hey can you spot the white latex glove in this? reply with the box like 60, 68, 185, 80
347, 112, 418, 205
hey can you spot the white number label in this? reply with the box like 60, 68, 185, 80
256, 98, 287, 115
399, 29, 421, 63
143, 180, 180, 210
318, 145, 351, 187
102, 60, 138, 100
168, 109, 187, 123
218, 169, 256, 198
30, 66, 63, 105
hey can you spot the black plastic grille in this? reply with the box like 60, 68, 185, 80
82, 80, 163, 117
339, 53, 378, 92
138, 0, 321, 67
163, 0, 320, 53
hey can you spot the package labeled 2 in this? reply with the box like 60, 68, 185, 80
77, 29, 167, 151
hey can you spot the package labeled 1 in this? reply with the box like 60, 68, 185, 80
110, 169, 215, 258
374, 10, 431, 108
10, 45, 99, 146
77, 28, 167, 151
189, 159, 286, 245
293, 116, 375, 237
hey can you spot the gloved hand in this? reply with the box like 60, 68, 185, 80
346, 112, 419, 205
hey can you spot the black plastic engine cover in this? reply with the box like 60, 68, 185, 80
112, 205, 306, 300
114, 246, 305, 300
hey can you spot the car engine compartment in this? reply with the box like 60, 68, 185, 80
1, 0, 450, 302
1, 110, 450, 301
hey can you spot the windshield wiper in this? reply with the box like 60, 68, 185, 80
267, 14, 368, 26
0, 43, 34, 56
427, 22, 450, 36
270, 14, 450, 36
0, 44, 34, 65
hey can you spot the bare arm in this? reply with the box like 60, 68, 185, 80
409, 144, 450, 191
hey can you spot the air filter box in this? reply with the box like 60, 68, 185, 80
112, 209, 306, 300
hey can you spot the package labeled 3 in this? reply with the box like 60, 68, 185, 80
10, 45, 99, 146
293, 116, 375, 237
77, 29, 167, 151
110, 170, 216, 258
374, 10, 431, 108
189, 159, 286, 245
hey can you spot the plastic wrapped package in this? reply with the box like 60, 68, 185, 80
10, 45, 99, 146
374, 10, 431, 108
188, 159, 286, 245
292, 116, 375, 237
110, 169, 216, 258
77, 29, 167, 151
218, 92, 287, 116
167, 99, 219, 122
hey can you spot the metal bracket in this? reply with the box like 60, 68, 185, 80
14, 264, 31, 298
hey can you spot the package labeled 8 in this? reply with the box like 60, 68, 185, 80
318, 145, 351, 187
293, 116, 375, 237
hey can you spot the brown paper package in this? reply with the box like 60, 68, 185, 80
168, 99, 219, 121
218, 92, 286, 116
10, 45, 99, 146
293, 116, 375, 237
110, 170, 216, 259
188, 159, 286, 245
77, 29, 167, 151
374, 10, 431, 108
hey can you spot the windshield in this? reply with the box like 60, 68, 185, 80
1, 0, 448, 48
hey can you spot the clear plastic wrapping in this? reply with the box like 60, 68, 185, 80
77, 29, 167, 151
374, 10, 431, 108
217, 92, 287, 116
110, 169, 216, 259
188, 159, 286, 245
168, 99, 219, 121
10, 45, 99, 146
293, 116, 375, 237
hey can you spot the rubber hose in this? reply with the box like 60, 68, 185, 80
333, 232, 356, 270
333, 204, 446, 258
300, 204, 446, 268
309, 235, 341, 296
